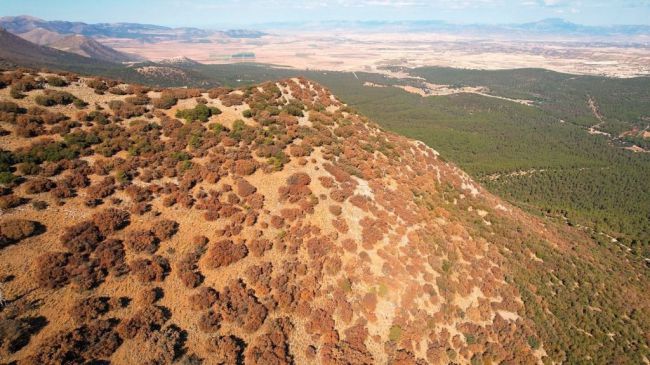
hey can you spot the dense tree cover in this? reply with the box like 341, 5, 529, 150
305, 71, 650, 257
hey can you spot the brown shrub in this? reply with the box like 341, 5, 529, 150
130, 256, 169, 282
216, 280, 267, 333
206, 335, 245, 363
92, 208, 130, 236
125, 229, 159, 253
116, 305, 169, 339
25, 320, 121, 364
246, 317, 294, 365
23, 178, 55, 194
235, 179, 257, 198
36, 252, 70, 289
234, 159, 257, 176
69, 296, 110, 324
137, 287, 163, 306
198, 310, 222, 333
94, 238, 128, 276
205, 239, 248, 269
151, 219, 179, 241
188, 287, 218, 311
0, 219, 37, 247
60, 221, 103, 255
0, 316, 47, 355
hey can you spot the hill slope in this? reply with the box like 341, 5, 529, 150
48, 34, 144, 63
0, 28, 118, 71
0, 69, 648, 364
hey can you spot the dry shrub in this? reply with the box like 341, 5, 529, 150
188, 287, 218, 311
60, 221, 103, 255
125, 229, 159, 253
25, 320, 121, 365
24, 178, 55, 194
205, 240, 248, 269
69, 296, 111, 324
116, 305, 169, 340
0, 219, 38, 247
92, 208, 130, 235
151, 219, 179, 241
198, 310, 222, 333
0, 194, 25, 210
130, 255, 169, 282
36, 252, 70, 289
216, 280, 267, 333
245, 317, 294, 365
206, 335, 245, 363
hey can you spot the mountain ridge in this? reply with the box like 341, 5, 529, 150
0, 68, 647, 364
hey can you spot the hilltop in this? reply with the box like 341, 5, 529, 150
0, 69, 648, 364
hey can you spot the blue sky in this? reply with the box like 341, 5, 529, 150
1, 0, 649, 27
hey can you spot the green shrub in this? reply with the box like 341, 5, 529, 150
242, 109, 253, 118
46, 76, 68, 87
284, 100, 304, 117
175, 104, 221, 122
35, 90, 82, 107
19, 141, 77, 164
0, 172, 16, 185
388, 325, 402, 341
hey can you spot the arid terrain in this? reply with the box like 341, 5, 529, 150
105, 30, 650, 78
0, 68, 648, 364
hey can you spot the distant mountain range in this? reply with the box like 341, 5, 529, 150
0, 16, 267, 41
255, 18, 650, 36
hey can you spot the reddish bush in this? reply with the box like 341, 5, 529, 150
60, 221, 103, 255
36, 252, 71, 289
234, 159, 257, 176
23, 178, 55, 194
151, 219, 179, 241
92, 208, 130, 235
137, 287, 163, 306
198, 310, 222, 333
205, 239, 248, 269
236, 179, 257, 198
69, 296, 110, 324
0, 219, 38, 247
26, 320, 121, 364
94, 238, 128, 276
206, 335, 245, 363
116, 305, 169, 339
246, 317, 294, 365
188, 286, 218, 311
216, 280, 267, 333
125, 229, 159, 253
129, 256, 169, 282
249, 238, 273, 257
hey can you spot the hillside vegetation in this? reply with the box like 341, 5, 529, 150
0, 68, 647, 364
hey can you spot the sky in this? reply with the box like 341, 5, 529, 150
0, 0, 649, 27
